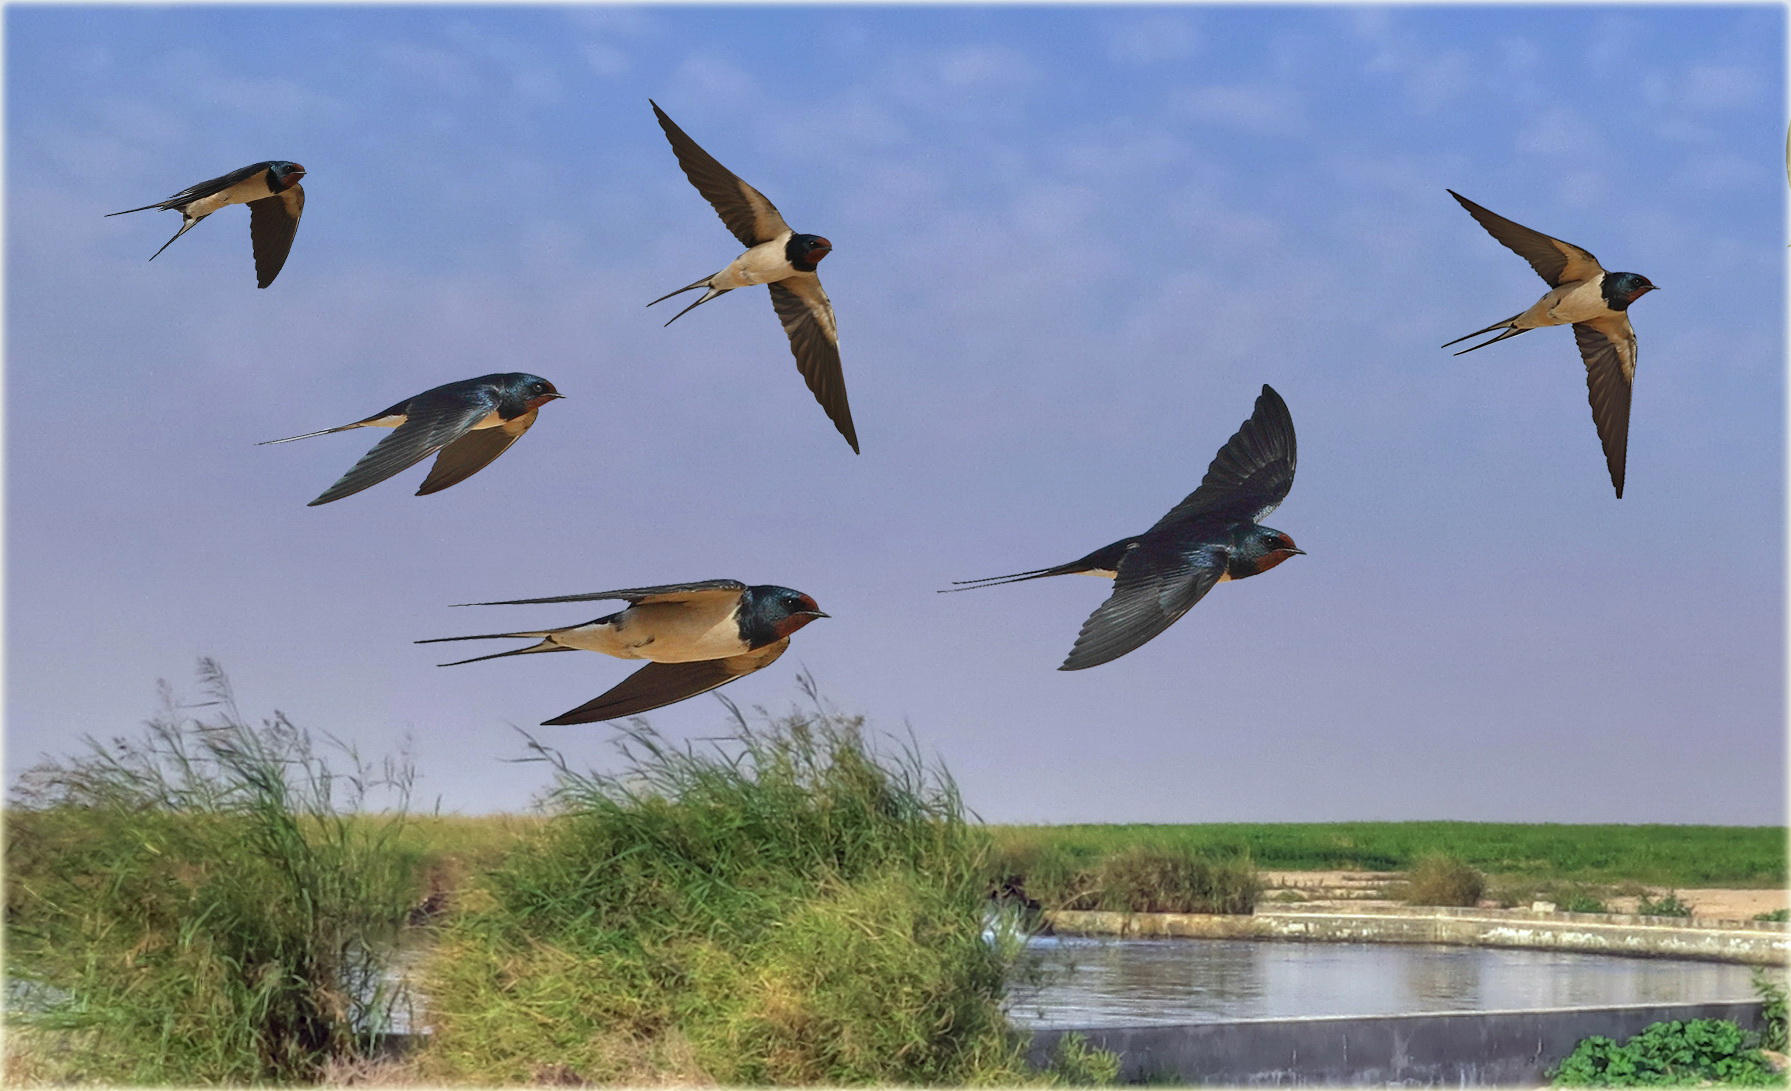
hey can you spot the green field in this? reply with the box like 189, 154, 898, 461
987, 821, 1787, 888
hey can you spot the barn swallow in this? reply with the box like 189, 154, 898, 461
945, 385, 1302, 671
647, 100, 858, 454
417, 580, 828, 724
259, 373, 563, 506
107, 161, 307, 288
1444, 189, 1655, 498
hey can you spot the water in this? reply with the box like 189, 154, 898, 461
1006, 936, 1760, 1028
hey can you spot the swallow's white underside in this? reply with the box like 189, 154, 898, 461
1517, 276, 1615, 330
183, 173, 279, 218
548, 599, 749, 662
711, 230, 799, 289
357, 409, 509, 431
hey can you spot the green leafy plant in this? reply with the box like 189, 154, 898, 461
1046, 1032, 1121, 1085
1637, 891, 1695, 918
1551, 1019, 1777, 1086
1753, 968, 1788, 1053
1754, 908, 1790, 923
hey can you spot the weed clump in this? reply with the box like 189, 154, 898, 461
1399, 853, 1486, 907
1636, 891, 1695, 917
5, 660, 419, 1083
420, 681, 1035, 1085
986, 837, 1260, 914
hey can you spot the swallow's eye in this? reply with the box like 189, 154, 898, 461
531, 382, 546, 393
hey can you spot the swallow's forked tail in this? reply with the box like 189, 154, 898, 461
145, 216, 202, 263
105, 200, 175, 217
940, 560, 1087, 593
647, 275, 731, 326
1442, 314, 1528, 356
414, 631, 576, 667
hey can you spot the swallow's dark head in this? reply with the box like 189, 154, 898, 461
491, 372, 565, 415
741, 585, 829, 644
1602, 272, 1656, 310
785, 233, 832, 272
269, 161, 307, 190
1230, 526, 1304, 580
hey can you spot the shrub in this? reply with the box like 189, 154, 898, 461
1753, 968, 1788, 1053
5, 660, 419, 1083
1551, 1018, 1777, 1086
1754, 908, 1790, 923
420, 681, 1037, 1085
1400, 853, 1486, 907
1637, 891, 1695, 918
1089, 845, 1260, 914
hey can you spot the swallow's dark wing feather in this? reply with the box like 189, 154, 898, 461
650, 100, 790, 247
306, 388, 500, 506
1572, 316, 1637, 499
415, 408, 537, 496
248, 183, 304, 288
108, 162, 272, 215
1448, 190, 1603, 287
540, 640, 790, 724
768, 279, 858, 453
1058, 544, 1226, 671
1150, 384, 1297, 530
455, 580, 749, 609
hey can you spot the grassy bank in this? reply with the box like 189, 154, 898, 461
988, 821, 1786, 888
417, 689, 1050, 1085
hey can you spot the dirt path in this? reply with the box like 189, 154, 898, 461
1259, 871, 1787, 923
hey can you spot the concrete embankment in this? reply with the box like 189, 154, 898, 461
1045, 904, 1788, 965
1026, 1000, 1769, 1086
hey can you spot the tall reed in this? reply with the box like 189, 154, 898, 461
5, 660, 420, 1083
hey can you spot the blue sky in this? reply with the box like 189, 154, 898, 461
6, 4, 1784, 823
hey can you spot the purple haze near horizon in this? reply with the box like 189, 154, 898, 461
5, 5, 1784, 823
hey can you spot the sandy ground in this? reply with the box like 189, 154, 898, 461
1259, 870, 1788, 922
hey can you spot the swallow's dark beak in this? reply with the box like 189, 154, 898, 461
1287, 547, 1307, 556
806, 610, 831, 620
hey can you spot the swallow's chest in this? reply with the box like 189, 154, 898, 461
718, 234, 797, 288
1544, 278, 1614, 324
186, 174, 275, 217
606, 601, 748, 661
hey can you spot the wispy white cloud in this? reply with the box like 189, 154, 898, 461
1102, 13, 1202, 66
1172, 83, 1308, 137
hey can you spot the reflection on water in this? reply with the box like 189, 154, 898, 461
1007, 936, 1758, 1028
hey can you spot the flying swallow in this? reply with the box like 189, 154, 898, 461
107, 161, 307, 288
417, 580, 828, 724
946, 384, 1302, 671
1443, 189, 1656, 498
259, 372, 563, 506
647, 100, 858, 454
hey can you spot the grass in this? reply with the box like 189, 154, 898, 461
416, 680, 1070, 1085
5, 660, 420, 1084
987, 821, 1786, 887
990, 839, 1260, 913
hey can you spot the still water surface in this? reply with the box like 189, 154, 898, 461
1006, 936, 1758, 1028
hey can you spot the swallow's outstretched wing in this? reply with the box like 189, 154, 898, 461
541, 639, 790, 724
768, 279, 856, 452
454, 580, 748, 608
1150, 384, 1297, 530
1448, 190, 1604, 287
305, 391, 507, 506
1572, 316, 1637, 499
651, 100, 790, 247
1058, 543, 1227, 671
248, 184, 304, 288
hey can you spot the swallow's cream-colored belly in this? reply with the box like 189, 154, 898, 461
361, 409, 509, 431
1521, 278, 1610, 328
556, 601, 745, 662
715, 232, 796, 289
184, 175, 275, 217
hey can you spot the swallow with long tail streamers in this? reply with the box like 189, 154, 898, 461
418, 580, 828, 723
260, 373, 562, 505
107, 161, 307, 287
1444, 189, 1655, 498
946, 384, 1302, 671
647, 100, 858, 453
